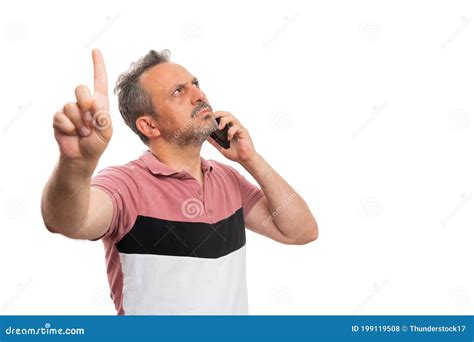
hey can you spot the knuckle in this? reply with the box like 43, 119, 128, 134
53, 112, 62, 125
63, 102, 76, 112
53, 118, 72, 133
74, 84, 88, 94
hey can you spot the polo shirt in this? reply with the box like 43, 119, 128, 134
90, 150, 264, 315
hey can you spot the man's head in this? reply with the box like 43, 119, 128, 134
114, 50, 217, 146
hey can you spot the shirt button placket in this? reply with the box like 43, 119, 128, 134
202, 174, 212, 218
196, 188, 205, 218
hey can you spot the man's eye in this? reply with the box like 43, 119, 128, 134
173, 87, 183, 96
193, 81, 200, 87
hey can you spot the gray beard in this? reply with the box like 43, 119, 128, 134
160, 114, 218, 147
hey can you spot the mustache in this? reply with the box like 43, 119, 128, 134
191, 102, 213, 118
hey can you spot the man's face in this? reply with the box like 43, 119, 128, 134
140, 62, 218, 146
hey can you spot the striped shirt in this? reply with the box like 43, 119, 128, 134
90, 150, 264, 315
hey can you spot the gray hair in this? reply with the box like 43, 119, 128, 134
114, 49, 171, 144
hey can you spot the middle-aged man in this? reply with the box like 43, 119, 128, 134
41, 49, 318, 315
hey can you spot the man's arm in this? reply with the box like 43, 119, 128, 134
41, 159, 112, 240
242, 154, 318, 245
41, 49, 114, 240
206, 111, 318, 245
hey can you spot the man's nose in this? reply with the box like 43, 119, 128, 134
190, 86, 206, 105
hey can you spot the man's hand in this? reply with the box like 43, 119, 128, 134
42, 49, 114, 240
53, 49, 112, 164
207, 111, 258, 166
207, 111, 317, 245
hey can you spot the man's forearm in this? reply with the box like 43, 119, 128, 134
41, 158, 96, 236
241, 154, 318, 242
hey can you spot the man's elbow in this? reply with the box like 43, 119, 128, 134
42, 211, 62, 236
308, 223, 319, 242
44, 222, 56, 234
43, 222, 82, 240
42, 210, 57, 234
42, 213, 72, 238
43, 219, 64, 236
291, 222, 318, 245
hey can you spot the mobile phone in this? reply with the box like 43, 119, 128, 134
210, 117, 231, 149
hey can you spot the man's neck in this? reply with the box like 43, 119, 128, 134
149, 142, 203, 182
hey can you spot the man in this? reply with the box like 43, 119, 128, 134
41, 49, 318, 315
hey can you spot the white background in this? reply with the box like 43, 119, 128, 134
0, 0, 473, 315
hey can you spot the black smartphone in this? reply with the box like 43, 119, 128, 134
210, 117, 231, 149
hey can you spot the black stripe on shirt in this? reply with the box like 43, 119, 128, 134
116, 207, 245, 259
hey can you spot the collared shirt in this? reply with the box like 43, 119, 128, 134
90, 150, 264, 315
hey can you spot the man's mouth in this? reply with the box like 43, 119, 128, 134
196, 108, 211, 117
192, 103, 213, 118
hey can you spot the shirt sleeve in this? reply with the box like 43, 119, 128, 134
226, 165, 265, 218
89, 165, 141, 243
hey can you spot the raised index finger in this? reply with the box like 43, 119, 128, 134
92, 49, 108, 95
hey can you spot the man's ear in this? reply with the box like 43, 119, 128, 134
136, 116, 161, 140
